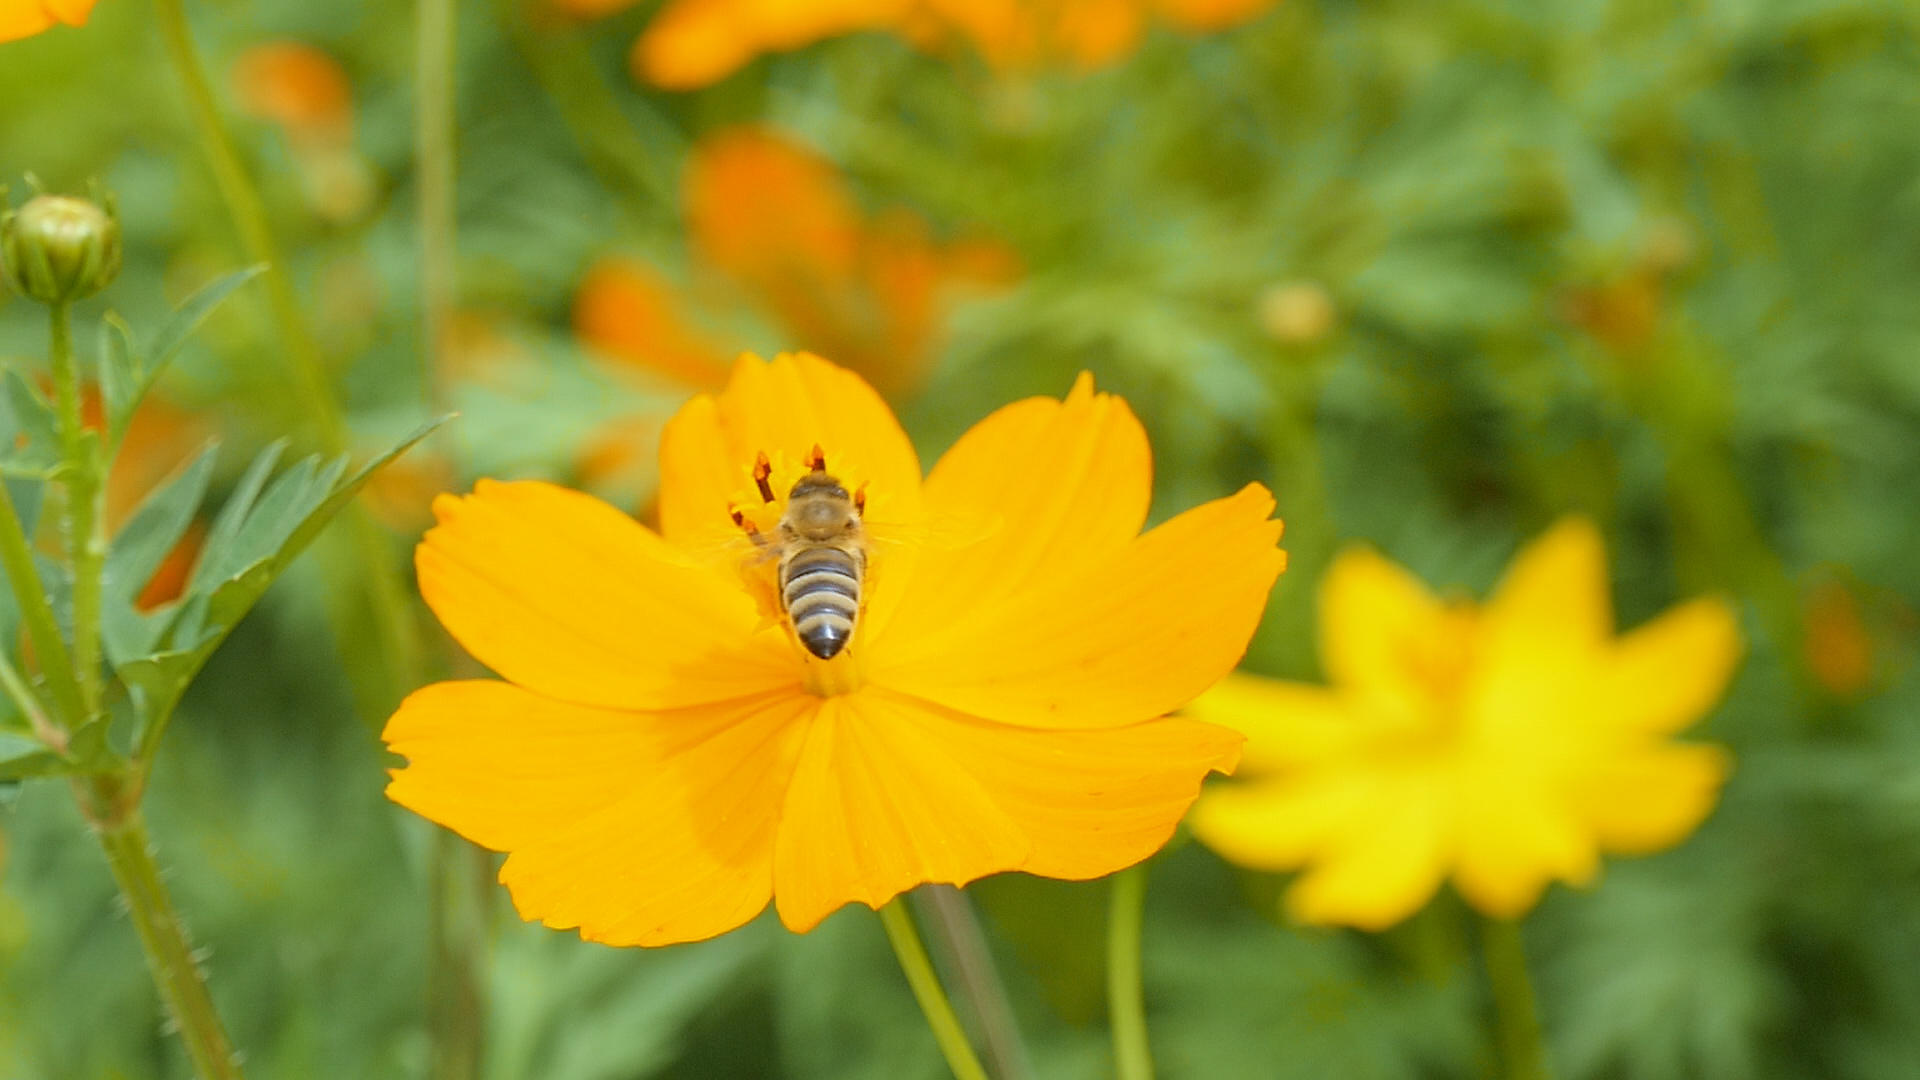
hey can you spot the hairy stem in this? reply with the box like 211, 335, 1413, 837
879, 897, 992, 1080
47, 303, 105, 722
93, 809, 247, 1080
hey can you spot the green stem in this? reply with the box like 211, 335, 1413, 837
93, 809, 247, 1080
426, 828, 491, 1080
47, 302, 105, 721
417, 0, 458, 411
0, 471, 84, 725
1107, 864, 1154, 1080
153, 0, 343, 452
879, 897, 992, 1080
1480, 916, 1553, 1080
0, 643, 61, 750
154, 0, 426, 722
914, 887, 1033, 1080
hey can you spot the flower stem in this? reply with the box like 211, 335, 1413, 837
154, 0, 425, 720
914, 886, 1033, 1080
92, 808, 247, 1080
879, 897, 992, 1080
0, 452, 84, 727
152, 0, 343, 451
47, 302, 105, 722
1107, 864, 1154, 1080
1480, 916, 1554, 1080
417, 0, 458, 410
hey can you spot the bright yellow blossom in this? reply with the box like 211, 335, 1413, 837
384, 352, 1284, 945
0, 0, 94, 42
1188, 519, 1740, 929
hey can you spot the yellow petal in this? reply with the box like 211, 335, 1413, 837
1572, 742, 1730, 853
1484, 516, 1612, 656
43, 0, 95, 22
1181, 672, 1354, 775
632, 0, 761, 88
417, 479, 796, 711
657, 352, 923, 550
876, 372, 1150, 648
866, 688, 1241, 880
1450, 769, 1599, 919
1284, 784, 1450, 931
772, 691, 1032, 932
874, 483, 1285, 729
384, 681, 814, 946
1187, 773, 1372, 872
1605, 596, 1742, 735
1317, 545, 1448, 697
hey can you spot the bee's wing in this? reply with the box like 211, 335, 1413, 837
665, 523, 780, 571
864, 506, 1002, 553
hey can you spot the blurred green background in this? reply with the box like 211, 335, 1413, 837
4, 0, 1920, 1076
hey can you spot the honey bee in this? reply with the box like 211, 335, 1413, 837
730, 446, 868, 660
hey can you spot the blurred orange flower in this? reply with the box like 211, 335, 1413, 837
1188, 519, 1741, 929
231, 41, 372, 222
628, 0, 1282, 87
384, 352, 1284, 945
0, 0, 95, 43
577, 128, 1016, 399
1803, 577, 1874, 699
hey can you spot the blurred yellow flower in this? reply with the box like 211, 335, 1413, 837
1188, 518, 1741, 930
0, 0, 95, 43
627, 0, 1283, 87
384, 352, 1284, 945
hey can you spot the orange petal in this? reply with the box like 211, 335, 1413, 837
632, 0, 763, 88
572, 257, 736, 389
874, 483, 1284, 729
1605, 596, 1742, 735
417, 479, 796, 711
772, 691, 1031, 931
43, 0, 95, 22
1180, 672, 1354, 775
0, 3, 56, 40
877, 372, 1150, 646
1570, 741, 1730, 854
882, 688, 1240, 879
1484, 517, 1613, 659
657, 352, 924, 548
384, 681, 813, 946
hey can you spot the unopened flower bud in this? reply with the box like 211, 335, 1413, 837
1256, 280, 1337, 345
2, 193, 123, 305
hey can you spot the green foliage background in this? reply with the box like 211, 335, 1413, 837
3, 0, 1920, 1076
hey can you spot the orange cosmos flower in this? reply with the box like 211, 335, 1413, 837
572, 258, 738, 391
0, 0, 94, 42
383, 352, 1284, 945
1188, 519, 1741, 929
629, 0, 1281, 87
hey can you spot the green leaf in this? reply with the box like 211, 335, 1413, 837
143, 266, 264, 381
115, 417, 448, 752
99, 442, 219, 667
0, 731, 69, 781
96, 314, 140, 446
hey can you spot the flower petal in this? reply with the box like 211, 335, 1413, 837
1181, 672, 1354, 775
1449, 767, 1599, 918
657, 352, 923, 549
417, 479, 796, 711
880, 688, 1241, 879
772, 691, 1032, 932
1605, 596, 1742, 734
1484, 517, 1613, 657
1188, 773, 1371, 872
0, 4, 56, 40
384, 681, 814, 946
874, 483, 1284, 729
1318, 546, 1449, 698
1284, 783, 1450, 931
1571, 742, 1730, 853
874, 372, 1150, 649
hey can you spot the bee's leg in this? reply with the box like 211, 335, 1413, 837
753, 451, 775, 503
729, 504, 770, 550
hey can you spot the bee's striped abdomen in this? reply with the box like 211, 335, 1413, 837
781, 545, 863, 659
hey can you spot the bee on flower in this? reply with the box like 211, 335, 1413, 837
1186, 519, 1743, 930
383, 351, 1286, 945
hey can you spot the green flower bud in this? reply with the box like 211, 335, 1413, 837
1, 193, 123, 305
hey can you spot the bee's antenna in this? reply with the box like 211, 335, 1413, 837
753, 451, 775, 503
